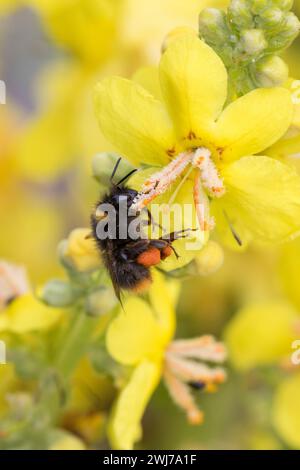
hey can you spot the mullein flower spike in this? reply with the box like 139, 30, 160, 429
199, 0, 300, 95
95, 31, 300, 255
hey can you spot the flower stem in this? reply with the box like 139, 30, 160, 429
54, 308, 98, 379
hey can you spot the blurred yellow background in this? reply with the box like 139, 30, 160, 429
0, 0, 300, 450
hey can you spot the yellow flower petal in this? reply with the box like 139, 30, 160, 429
132, 66, 162, 101
159, 33, 227, 141
106, 297, 163, 365
214, 88, 293, 162
30, 0, 122, 65
279, 238, 300, 310
0, 0, 19, 14
194, 240, 224, 275
94, 77, 177, 166
272, 373, 300, 449
108, 361, 161, 450
224, 302, 299, 370
211, 199, 251, 251
0, 294, 63, 334
220, 156, 300, 243
49, 432, 87, 450
148, 270, 176, 344
266, 133, 300, 162
16, 63, 86, 182
63, 228, 101, 272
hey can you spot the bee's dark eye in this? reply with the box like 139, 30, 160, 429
112, 190, 137, 206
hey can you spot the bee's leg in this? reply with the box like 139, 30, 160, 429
153, 229, 198, 260
119, 240, 151, 261
160, 228, 198, 242
149, 239, 180, 260
146, 209, 164, 232
120, 239, 162, 268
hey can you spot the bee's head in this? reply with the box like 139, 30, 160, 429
111, 188, 138, 208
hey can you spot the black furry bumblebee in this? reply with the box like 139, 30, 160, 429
91, 158, 191, 302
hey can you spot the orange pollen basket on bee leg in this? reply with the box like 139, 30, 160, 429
160, 245, 173, 260
136, 246, 173, 267
137, 247, 161, 268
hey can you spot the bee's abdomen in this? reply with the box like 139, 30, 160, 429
116, 262, 152, 293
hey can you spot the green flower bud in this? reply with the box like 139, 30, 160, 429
199, 8, 228, 43
92, 152, 134, 187
241, 29, 267, 55
254, 55, 289, 87
259, 8, 284, 28
268, 12, 300, 50
198, 0, 298, 97
85, 287, 118, 316
194, 241, 224, 276
228, 0, 253, 29
284, 11, 300, 36
249, 0, 269, 15
42, 279, 75, 307
273, 0, 294, 11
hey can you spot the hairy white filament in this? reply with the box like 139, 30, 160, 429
192, 147, 225, 198
130, 147, 226, 235
131, 151, 193, 211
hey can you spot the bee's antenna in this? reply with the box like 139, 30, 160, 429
223, 210, 242, 246
110, 157, 122, 182
116, 169, 138, 186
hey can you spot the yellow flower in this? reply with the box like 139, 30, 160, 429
61, 228, 101, 272
94, 31, 300, 259
15, 63, 89, 182
194, 240, 224, 276
279, 237, 300, 310
0, 260, 62, 333
224, 302, 299, 371
120, 0, 226, 62
0, 0, 19, 14
272, 373, 300, 449
49, 431, 86, 450
266, 78, 300, 171
0, 193, 63, 282
106, 270, 227, 450
12, 0, 124, 183
0, 293, 63, 334
27, 0, 123, 65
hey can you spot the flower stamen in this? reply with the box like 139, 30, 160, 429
163, 335, 227, 424
192, 147, 225, 198
193, 169, 215, 233
163, 369, 204, 425
131, 148, 226, 237
132, 151, 193, 211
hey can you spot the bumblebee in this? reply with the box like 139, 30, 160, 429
91, 158, 191, 301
